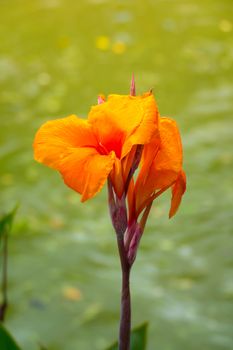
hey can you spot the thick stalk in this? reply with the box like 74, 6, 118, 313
117, 236, 131, 350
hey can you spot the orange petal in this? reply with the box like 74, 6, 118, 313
169, 170, 186, 218
59, 148, 115, 202
88, 93, 158, 159
88, 107, 124, 159
33, 115, 115, 201
135, 135, 160, 193
150, 117, 183, 188
122, 93, 159, 158
136, 117, 183, 212
34, 115, 98, 168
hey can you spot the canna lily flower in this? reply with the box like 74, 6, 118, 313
33, 77, 186, 350
34, 92, 159, 202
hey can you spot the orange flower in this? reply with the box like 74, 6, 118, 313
34, 79, 187, 348
33, 93, 158, 202
34, 78, 186, 267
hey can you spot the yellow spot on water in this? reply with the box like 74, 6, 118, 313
112, 41, 126, 55
95, 36, 110, 51
62, 286, 82, 301
219, 19, 232, 33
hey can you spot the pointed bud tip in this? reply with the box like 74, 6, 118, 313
130, 74, 136, 96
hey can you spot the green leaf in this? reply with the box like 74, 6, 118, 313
106, 322, 148, 350
0, 205, 18, 240
130, 323, 148, 350
38, 344, 48, 350
0, 324, 22, 350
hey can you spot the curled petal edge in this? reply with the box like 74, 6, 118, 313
169, 170, 186, 218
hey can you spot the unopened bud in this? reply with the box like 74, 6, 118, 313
127, 223, 142, 265
98, 95, 105, 104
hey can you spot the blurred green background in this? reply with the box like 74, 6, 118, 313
0, 0, 233, 349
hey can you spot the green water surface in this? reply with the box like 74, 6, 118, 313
0, 0, 233, 349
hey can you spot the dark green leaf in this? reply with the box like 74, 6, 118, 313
106, 322, 148, 350
38, 344, 48, 350
0, 324, 22, 350
0, 205, 18, 240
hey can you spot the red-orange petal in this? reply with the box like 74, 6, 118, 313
109, 158, 125, 198
136, 117, 183, 213
169, 170, 186, 218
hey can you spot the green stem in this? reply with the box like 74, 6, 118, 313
0, 231, 8, 322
